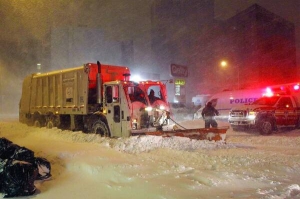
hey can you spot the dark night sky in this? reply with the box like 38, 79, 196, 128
1, 0, 299, 66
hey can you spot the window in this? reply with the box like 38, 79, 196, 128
106, 85, 119, 104
106, 86, 113, 103
114, 105, 120, 123
252, 96, 280, 106
126, 86, 147, 104
277, 97, 293, 108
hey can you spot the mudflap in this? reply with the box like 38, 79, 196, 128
144, 127, 229, 142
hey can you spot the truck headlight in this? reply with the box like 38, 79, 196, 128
159, 105, 165, 110
248, 111, 256, 120
132, 119, 138, 129
145, 106, 153, 112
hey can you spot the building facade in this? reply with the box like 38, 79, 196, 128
151, 3, 297, 104
223, 4, 297, 89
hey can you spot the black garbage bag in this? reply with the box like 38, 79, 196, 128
34, 157, 52, 180
0, 159, 9, 192
0, 138, 12, 149
1, 160, 38, 198
0, 141, 35, 163
0, 144, 20, 160
0, 138, 13, 158
11, 146, 35, 162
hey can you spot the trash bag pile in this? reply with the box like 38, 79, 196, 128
0, 137, 51, 198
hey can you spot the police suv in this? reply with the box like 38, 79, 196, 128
228, 84, 300, 134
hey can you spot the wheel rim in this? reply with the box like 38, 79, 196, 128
261, 121, 272, 134
34, 120, 41, 127
93, 121, 109, 137
47, 121, 54, 129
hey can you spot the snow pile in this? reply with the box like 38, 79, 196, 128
258, 184, 300, 198
109, 135, 234, 154
283, 184, 300, 198
1, 117, 300, 198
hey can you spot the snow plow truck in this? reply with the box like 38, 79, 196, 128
19, 62, 228, 141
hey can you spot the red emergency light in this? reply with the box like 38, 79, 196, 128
263, 87, 274, 97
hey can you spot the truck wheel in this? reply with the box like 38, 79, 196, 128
34, 118, 45, 128
92, 120, 110, 137
259, 119, 273, 135
46, 120, 54, 129
46, 114, 57, 129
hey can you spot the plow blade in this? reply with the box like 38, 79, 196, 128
144, 127, 229, 142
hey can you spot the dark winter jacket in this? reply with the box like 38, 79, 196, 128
201, 103, 219, 118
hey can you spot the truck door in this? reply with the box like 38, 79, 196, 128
275, 97, 296, 126
104, 84, 122, 137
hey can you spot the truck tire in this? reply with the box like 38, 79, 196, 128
34, 118, 45, 128
46, 114, 58, 129
32, 113, 45, 128
46, 120, 54, 129
258, 119, 273, 135
92, 120, 110, 137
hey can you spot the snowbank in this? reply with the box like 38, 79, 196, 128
0, 117, 300, 198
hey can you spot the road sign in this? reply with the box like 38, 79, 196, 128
170, 64, 188, 77
175, 79, 186, 85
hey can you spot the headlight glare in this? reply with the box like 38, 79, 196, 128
145, 106, 153, 112
248, 111, 256, 120
159, 105, 165, 110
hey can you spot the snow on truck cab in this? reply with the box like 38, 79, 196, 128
194, 88, 265, 119
19, 62, 170, 138
228, 83, 300, 134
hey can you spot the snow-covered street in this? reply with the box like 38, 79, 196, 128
1, 115, 300, 199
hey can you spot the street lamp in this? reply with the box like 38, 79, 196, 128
37, 63, 41, 71
220, 60, 227, 68
220, 60, 240, 90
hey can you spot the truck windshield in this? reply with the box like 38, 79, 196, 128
126, 86, 148, 105
147, 85, 163, 104
252, 96, 280, 106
